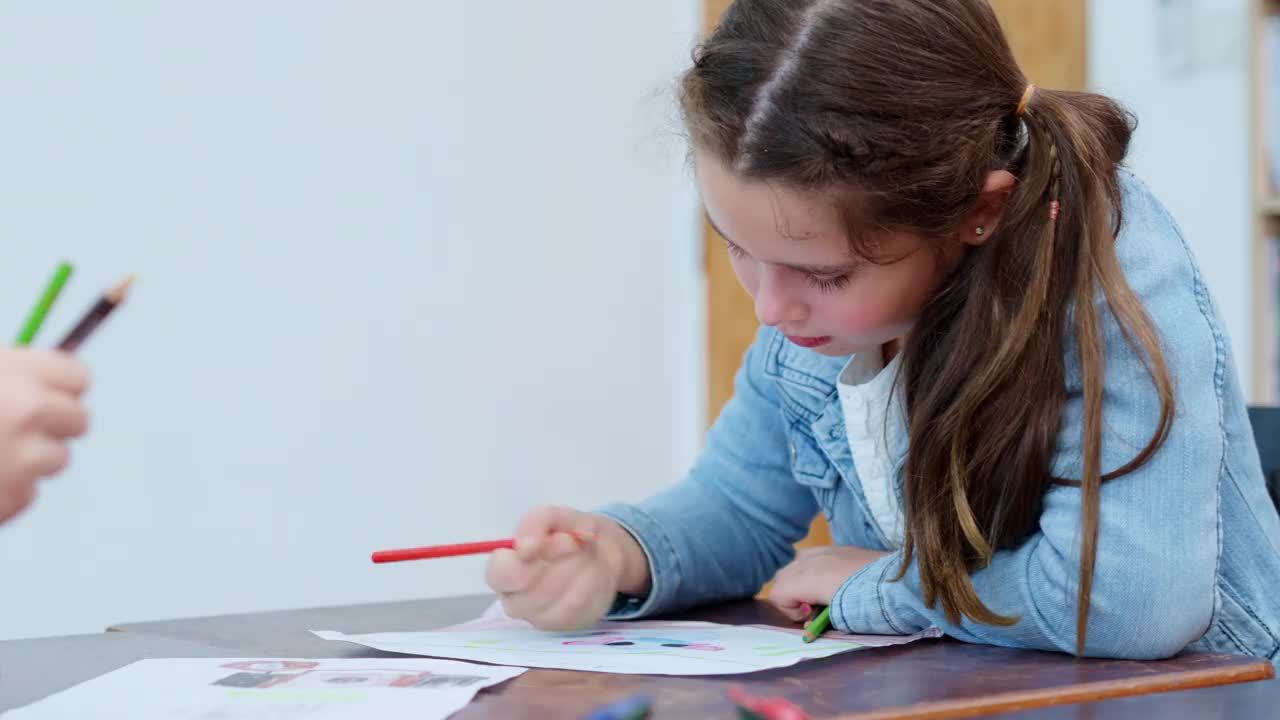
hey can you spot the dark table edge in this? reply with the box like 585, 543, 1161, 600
102, 594, 496, 634
826, 659, 1276, 720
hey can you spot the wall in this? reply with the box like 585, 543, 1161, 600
0, 1, 702, 639
1089, 0, 1254, 392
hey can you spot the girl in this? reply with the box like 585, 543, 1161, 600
0, 349, 90, 525
485, 0, 1280, 662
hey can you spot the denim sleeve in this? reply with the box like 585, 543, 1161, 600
831, 220, 1222, 659
598, 326, 819, 619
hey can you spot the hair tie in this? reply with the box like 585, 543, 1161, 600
1016, 84, 1037, 118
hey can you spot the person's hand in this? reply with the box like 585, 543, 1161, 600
485, 506, 650, 630
768, 545, 889, 622
0, 349, 90, 524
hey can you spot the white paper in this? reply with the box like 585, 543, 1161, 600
2, 658, 525, 720
313, 614, 939, 676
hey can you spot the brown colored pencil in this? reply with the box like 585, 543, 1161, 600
57, 275, 135, 352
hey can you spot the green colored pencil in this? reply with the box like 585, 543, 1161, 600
802, 606, 831, 643
15, 261, 73, 346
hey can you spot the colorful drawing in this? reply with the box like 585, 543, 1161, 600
313, 620, 941, 676
220, 661, 319, 673
4, 658, 527, 720
211, 662, 489, 690
561, 630, 724, 651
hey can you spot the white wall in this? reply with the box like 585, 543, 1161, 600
1089, 0, 1255, 394
0, 1, 703, 639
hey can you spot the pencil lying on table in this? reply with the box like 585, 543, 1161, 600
372, 532, 595, 564
57, 274, 135, 352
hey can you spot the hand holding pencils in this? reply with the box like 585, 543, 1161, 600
0, 258, 135, 520
0, 348, 90, 523
0, 262, 131, 524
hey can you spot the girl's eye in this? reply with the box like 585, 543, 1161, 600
806, 273, 851, 293
724, 237, 853, 293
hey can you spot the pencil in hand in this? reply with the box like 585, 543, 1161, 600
372, 531, 596, 563
14, 261, 73, 346
802, 606, 831, 643
57, 274, 135, 353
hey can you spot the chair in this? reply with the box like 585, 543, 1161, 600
1247, 406, 1280, 511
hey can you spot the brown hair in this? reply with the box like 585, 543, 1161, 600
681, 0, 1174, 654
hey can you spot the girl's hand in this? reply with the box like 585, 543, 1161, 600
484, 505, 651, 631
768, 545, 890, 622
0, 349, 90, 524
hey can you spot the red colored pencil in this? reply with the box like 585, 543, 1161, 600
371, 532, 594, 564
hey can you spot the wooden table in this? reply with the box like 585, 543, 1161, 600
0, 632, 237, 711
988, 678, 1280, 719
107, 594, 1274, 719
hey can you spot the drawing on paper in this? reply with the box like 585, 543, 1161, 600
210, 659, 491, 690
313, 619, 942, 676
559, 629, 724, 651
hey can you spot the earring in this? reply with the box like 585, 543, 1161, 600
974, 226, 985, 236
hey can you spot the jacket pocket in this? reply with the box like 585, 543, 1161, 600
786, 422, 839, 522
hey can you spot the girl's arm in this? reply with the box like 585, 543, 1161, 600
598, 325, 819, 618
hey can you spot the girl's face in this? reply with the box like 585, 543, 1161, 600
696, 151, 963, 357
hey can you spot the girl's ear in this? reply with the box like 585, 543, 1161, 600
960, 170, 1017, 246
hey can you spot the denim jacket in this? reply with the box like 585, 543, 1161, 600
601, 172, 1280, 664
